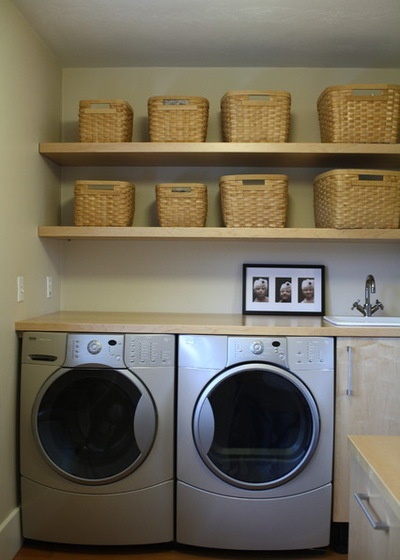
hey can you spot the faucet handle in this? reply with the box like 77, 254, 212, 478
351, 299, 361, 310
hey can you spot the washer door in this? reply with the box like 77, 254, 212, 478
193, 363, 320, 489
33, 367, 156, 484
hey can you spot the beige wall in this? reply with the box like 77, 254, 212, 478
1, 7, 400, 557
0, 2, 62, 558
60, 67, 400, 315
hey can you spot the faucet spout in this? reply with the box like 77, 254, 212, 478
351, 274, 384, 317
365, 274, 376, 317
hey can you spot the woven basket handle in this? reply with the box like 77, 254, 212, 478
164, 187, 198, 197
352, 173, 384, 186
83, 102, 117, 114
84, 184, 116, 192
240, 180, 270, 189
243, 94, 277, 105
350, 88, 388, 100
159, 99, 198, 111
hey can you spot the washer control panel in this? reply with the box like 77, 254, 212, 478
227, 337, 288, 366
65, 334, 125, 367
125, 334, 174, 368
64, 333, 175, 369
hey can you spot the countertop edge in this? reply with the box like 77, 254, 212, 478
14, 311, 400, 336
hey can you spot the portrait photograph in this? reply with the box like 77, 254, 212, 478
243, 264, 325, 315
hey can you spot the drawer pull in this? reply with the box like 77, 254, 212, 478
354, 493, 389, 531
346, 345, 353, 396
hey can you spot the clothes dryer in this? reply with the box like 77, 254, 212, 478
20, 332, 175, 545
176, 335, 334, 551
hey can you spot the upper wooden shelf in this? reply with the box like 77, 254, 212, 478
38, 226, 400, 242
39, 142, 400, 168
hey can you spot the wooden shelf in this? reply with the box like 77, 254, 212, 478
38, 226, 400, 242
39, 142, 400, 168
39, 142, 400, 243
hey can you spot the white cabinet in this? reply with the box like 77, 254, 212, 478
348, 436, 400, 560
334, 338, 400, 522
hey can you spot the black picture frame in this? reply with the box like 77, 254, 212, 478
243, 264, 325, 316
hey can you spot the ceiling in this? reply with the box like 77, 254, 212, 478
12, 0, 400, 68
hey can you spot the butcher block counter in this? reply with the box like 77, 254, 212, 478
14, 310, 400, 336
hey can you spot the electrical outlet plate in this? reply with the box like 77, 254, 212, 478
17, 276, 24, 302
46, 276, 53, 298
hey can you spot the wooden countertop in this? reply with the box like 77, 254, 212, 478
14, 311, 400, 336
349, 435, 400, 519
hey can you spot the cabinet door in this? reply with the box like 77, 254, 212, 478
334, 338, 400, 522
349, 452, 400, 560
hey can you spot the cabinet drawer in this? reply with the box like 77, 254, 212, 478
349, 452, 400, 559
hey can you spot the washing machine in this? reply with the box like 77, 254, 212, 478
20, 331, 175, 546
176, 335, 334, 551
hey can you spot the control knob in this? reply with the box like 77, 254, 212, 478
250, 340, 264, 355
87, 339, 102, 354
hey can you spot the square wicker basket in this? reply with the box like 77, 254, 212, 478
221, 90, 291, 142
79, 99, 133, 142
219, 174, 288, 228
317, 84, 400, 143
156, 183, 208, 227
74, 180, 135, 226
148, 96, 209, 142
314, 169, 400, 229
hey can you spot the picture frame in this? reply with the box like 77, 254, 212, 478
243, 264, 325, 316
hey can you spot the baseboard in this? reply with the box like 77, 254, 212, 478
0, 507, 23, 560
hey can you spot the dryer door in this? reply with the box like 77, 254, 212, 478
33, 367, 156, 484
193, 363, 320, 490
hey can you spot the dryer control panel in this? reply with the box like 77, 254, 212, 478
227, 337, 288, 367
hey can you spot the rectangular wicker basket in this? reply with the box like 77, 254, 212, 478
156, 183, 208, 227
221, 90, 291, 142
148, 96, 209, 142
314, 169, 400, 229
317, 84, 400, 143
74, 180, 135, 226
79, 99, 133, 142
219, 174, 288, 228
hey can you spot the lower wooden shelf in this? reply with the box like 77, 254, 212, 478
38, 226, 400, 242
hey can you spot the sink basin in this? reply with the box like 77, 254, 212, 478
324, 315, 400, 327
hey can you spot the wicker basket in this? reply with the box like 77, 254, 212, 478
219, 174, 288, 228
221, 90, 291, 142
156, 183, 207, 227
148, 96, 209, 142
79, 99, 133, 142
314, 169, 400, 229
74, 181, 135, 226
317, 84, 400, 143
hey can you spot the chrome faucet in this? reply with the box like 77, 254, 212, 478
351, 274, 384, 317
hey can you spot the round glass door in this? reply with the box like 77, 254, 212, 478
193, 363, 320, 489
33, 367, 157, 484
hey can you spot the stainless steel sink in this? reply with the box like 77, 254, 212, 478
324, 315, 400, 327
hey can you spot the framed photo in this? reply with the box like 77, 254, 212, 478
243, 264, 325, 316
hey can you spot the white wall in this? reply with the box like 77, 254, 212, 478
60, 67, 400, 316
0, 2, 62, 558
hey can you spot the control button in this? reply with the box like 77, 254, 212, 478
250, 340, 264, 355
87, 340, 102, 354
